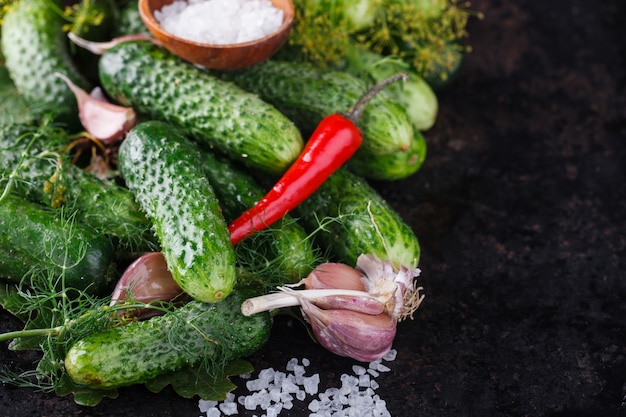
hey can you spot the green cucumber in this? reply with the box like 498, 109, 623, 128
0, 122, 156, 253
65, 292, 272, 389
98, 40, 303, 174
347, 130, 427, 181
214, 59, 414, 157
112, 0, 151, 37
1, 0, 92, 130
0, 193, 117, 295
337, 43, 439, 132
199, 151, 317, 283
0, 64, 33, 124
295, 168, 420, 269
118, 120, 237, 303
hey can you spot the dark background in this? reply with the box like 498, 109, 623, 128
2, 0, 625, 416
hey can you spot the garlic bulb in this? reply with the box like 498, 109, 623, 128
241, 254, 424, 362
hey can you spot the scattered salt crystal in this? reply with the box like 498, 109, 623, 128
303, 374, 320, 395
382, 349, 397, 362
218, 401, 237, 415
205, 407, 220, 417
352, 365, 367, 375
376, 363, 391, 373
155, 0, 284, 45
308, 398, 320, 412
286, 357, 298, 371
198, 352, 398, 416
198, 399, 218, 413
296, 389, 306, 401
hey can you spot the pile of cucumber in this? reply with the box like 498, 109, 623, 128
0, 0, 446, 403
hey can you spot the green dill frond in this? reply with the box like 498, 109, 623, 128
62, 0, 106, 35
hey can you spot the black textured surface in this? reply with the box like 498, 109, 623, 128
2, 0, 626, 416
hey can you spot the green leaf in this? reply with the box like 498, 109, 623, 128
145, 359, 253, 401
0, 283, 29, 321
55, 373, 119, 407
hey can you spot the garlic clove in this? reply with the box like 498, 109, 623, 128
308, 293, 385, 315
110, 252, 184, 318
301, 262, 367, 291
55, 72, 136, 144
300, 298, 397, 362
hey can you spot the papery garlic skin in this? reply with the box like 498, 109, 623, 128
356, 253, 421, 321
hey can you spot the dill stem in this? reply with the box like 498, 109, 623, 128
0, 326, 63, 342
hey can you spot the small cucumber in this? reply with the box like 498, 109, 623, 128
0, 122, 156, 253
118, 120, 237, 303
99, 40, 303, 174
1, 0, 92, 130
215, 59, 414, 157
347, 130, 427, 181
337, 43, 439, 132
295, 168, 420, 269
199, 151, 317, 283
65, 293, 272, 389
112, 0, 151, 37
0, 193, 117, 295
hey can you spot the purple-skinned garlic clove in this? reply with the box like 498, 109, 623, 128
55, 72, 136, 144
299, 262, 367, 291
300, 297, 397, 362
110, 252, 185, 318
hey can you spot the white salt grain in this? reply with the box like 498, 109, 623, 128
218, 401, 237, 415
199, 351, 397, 416
155, 0, 284, 45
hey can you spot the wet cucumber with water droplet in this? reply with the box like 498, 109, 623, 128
117, 120, 237, 303
99, 40, 304, 174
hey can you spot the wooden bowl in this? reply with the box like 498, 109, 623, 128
138, 0, 294, 70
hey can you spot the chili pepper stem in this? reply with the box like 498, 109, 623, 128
345, 72, 410, 125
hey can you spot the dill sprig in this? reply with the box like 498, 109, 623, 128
287, 0, 482, 81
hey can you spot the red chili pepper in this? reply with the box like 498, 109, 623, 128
228, 73, 409, 245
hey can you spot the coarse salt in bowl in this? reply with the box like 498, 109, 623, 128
139, 0, 294, 70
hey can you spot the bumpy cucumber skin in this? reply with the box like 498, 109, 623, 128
0, 194, 116, 295
296, 168, 420, 269
339, 44, 439, 132
347, 130, 428, 181
199, 151, 316, 283
1, 0, 91, 129
217, 60, 414, 156
0, 123, 155, 252
65, 293, 272, 389
112, 0, 151, 37
99, 41, 303, 174
118, 121, 237, 303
